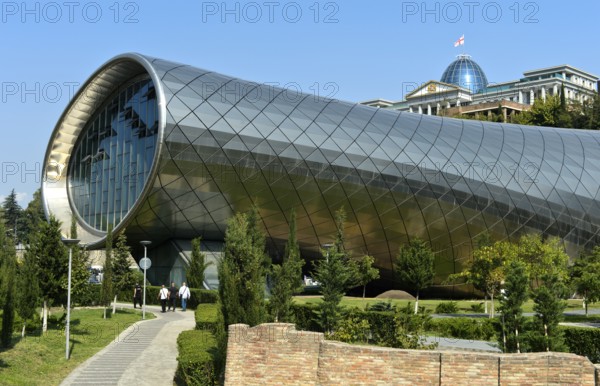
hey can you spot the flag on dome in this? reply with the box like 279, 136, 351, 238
454, 35, 464, 47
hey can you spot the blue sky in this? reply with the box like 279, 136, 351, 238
1, 0, 599, 206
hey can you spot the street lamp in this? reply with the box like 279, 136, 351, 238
140, 241, 151, 320
322, 243, 333, 262
62, 238, 80, 360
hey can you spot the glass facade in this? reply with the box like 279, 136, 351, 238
68, 76, 158, 231
43, 53, 600, 287
440, 55, 488, 93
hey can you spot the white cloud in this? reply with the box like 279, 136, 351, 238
15, 192, 29, 206
0, 192, 30, 208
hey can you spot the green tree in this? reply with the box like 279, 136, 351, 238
395, 238, 435, 314
16, 246, 40, 337
26, 215, 68, 332
527, 273, 568, 352
269, 209, 304, 322
21, 189, 45, 244
186, 237, 211, 289
356, 255, 380, 298
0, 221, 17, 347
498, 260, 529, 353
516, 234, 569, 287
516, 95, 565, 127
2, 189, 23, 244
218, 211, 268, 328
112, 231, 135, 314
100, 225, 114, 318
377, 303, 437, 350
569, 248, 600, 316
64, 216, 91, 308
312, 208, 356, 332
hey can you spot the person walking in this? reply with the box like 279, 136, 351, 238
167, 282, 178, 312
158, 284, 169, 312
133, 284, 142, 308
178, 282, 191, 311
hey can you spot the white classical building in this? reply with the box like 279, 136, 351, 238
363, 55, 599, 120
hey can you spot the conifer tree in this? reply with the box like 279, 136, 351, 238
112, 231, 135, 314
16, 246, 39, 337
100, 225, 114, 318
186, 237, 211, 289
66, 216, 91, 307
0, 221, 17, 347
528, 273, 568, 352
21, 189, 45, 244
269, 209, 304, 322
498, 260, 529, 353
395, 238, 435, 314
26, 215, 68, 332
218, 211, 268, 328
569, 247, 600, 316
2, 189, 23, 244
312, 208, 356, 333
356, 255, 380, 298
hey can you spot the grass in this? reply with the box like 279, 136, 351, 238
0, 308, 154, 385
293, 296, 600, 314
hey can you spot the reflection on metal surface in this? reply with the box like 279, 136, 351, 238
43, 53, 600, 286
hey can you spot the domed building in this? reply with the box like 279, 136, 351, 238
440, 54, 488, 93
43, 53, 600, 293
363, 55, 598, 122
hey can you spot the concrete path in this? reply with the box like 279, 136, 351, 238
60, 303, 195, 386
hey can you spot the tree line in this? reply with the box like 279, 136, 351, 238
456, 88, 600, 130
0, 189, 141, 347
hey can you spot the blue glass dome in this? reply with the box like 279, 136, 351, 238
440, 54, 488, 93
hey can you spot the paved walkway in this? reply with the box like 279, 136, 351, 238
60, 303, 195, 386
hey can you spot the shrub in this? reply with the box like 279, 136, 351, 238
290, 303, 320, 331
176, 330, 218, 386
195, 303, 219, 332
13, 312, 42, 333
427, 317, 497, 341
561, 326, 600, 363
329, 309, 371, 344
75, 284, 102, 306
366, 301, 395, 312
374, 304, 436, 349
435, 301, 459, 314
470, 302, 485, 313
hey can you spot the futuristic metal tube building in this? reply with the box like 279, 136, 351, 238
42, 53, 600, 287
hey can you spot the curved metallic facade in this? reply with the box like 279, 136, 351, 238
43, 53, 600, 285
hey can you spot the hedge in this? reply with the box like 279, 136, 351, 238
195, 303, 219, 332
74, 284, 102, 306
175, 330, 218, 386
426, 317, 497, 341
290, 303, 498, 342
561, 326, 600, 363
117, 287, 218, 309
290, 303, 321, 331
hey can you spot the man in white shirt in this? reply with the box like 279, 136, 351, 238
158, 284, 169, 313
178, 282, 191, 312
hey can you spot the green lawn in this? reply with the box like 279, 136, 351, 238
293, 296, 599, 314
0, 308, 154, 385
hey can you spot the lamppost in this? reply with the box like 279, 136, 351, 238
62, 238, 80, 360
322, 243, 333, 262
140, 241, 151, 320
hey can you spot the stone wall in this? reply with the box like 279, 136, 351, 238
224, 323, 598, 385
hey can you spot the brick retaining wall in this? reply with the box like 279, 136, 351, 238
224, 323, 598, 385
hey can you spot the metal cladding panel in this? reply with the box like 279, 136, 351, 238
44, 53, 600, 285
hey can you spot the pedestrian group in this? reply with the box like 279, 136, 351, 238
134, 281, 191, 312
